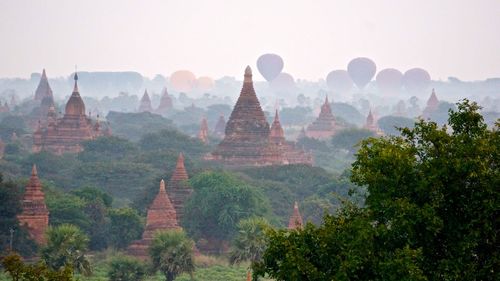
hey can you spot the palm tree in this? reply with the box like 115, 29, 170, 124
149, 229, 195, 281
229, 217, 270, 265
41, 224, 92, 276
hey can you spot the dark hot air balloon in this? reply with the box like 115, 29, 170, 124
326, 70, 353, 94
257, 54, 284, 81
347, 57, 376, 90
376, 68, 403, 96
403, 68, 431, 94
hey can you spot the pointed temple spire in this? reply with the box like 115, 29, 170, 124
288, 201, 303, 230
306, 96, 336, 139
168, 153, 192, 223
73, 72, 79, 93
34, 69, 54, 101
198, 117, 209, 144
17, 164, 49, 244
214, 114, 226, 138
423, 88, 439, 118
128, 179, 180, 258
156, 87, 173, 113
138, 90, 153, 112
270, 109, 285, 144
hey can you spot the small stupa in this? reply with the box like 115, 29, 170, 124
17, 165, 49, 244
198, 117, 209, 144
306, 96, 336, 139
168, 153, 192, 223
288, 201, 303, 230
138, 90, 153, 112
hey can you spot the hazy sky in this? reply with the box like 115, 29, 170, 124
1, 0, 499, 81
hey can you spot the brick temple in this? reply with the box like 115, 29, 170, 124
17, 165, 49, 244
209, 66, 312, 167
288, 201, 303, 230
214, 114, 226, 138
138, 90, 153, 112
422, 89, 439, 118
128, 179, 180, 258
364, 109, 383, 135
156, 87, 173, 114
168, 153, 192, 223
32, 73, 109, 155
198, 117, 209, 144
306, 96, 336, 139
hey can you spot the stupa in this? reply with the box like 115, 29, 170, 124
32, 73, 107, 155
364, 109, 383, 136
156, 87, 173, 114
214, 114, 226, 138
422, 89, 439, 118
17, 165, 49, 244
198, 117, 209, 144
128, 180, 180, 258
288, 201, 303, 230
138, 90, 153, 112
168, 153, 192, 223
306, 96, 336, 139
34, 69, 54, 102
210, 66, 312, 166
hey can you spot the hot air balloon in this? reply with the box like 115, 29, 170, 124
170, 70, 196, 93
347, 57, 376, 90
403, 68, 431, 94
376, 68, 403, 96
257, 54, 284, 81
197, 76, 215, 92
270, 72, 295, 94
326, 70, 353, 94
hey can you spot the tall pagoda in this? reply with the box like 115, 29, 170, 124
214, 114, 226, 138
198, 117, 209, 144
168, 153, 192, 223
422, 89, 439, 118
210, 66, 311, 166
128, 179, 180, 258
306, 96, 336, 139
288, 201, 303, 230
32, 73, 107, 155
17, 165, 49, 244
138, 90, 153, 112
34, 69, 54, 102
156, 87, 173, 114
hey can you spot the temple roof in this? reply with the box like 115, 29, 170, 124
288, 201, 303, 230
366, 109, 374, 126
170, 153, 189, 189
198, 117, 209, 143
158, 87, 173, 110
65, 73, 86, 116
214, 114, 226, 136
34, 69, 54, 101
427, 89, 439, 109
219, 66, 270, 142
270, 109, 285, 143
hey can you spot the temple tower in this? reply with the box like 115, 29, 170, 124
168, 153, 192, 223
306, 96, 336, 139
288, 201, 303, 230
423, 89, 439, 118
270, 110, 285, 145
128, 179, 180, 258
138, 90, 153, 112
214, 114, 226, 138
198, 117, 209, 144
34, 69, 54, 101
17, 165, 49, 244
156, 87, 173, 114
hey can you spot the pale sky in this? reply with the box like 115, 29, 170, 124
0, 0, 499, 81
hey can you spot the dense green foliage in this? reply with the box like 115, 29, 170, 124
377, 115, 415, 136
1, 253, 74, 281
254, 100, 499, 280
229, 217, 270, 265
41, 224, 92, 276
330, 128, 375, 155
184, 171, 271, 244
149, 230, 195, 281
106, 111, 174, 141
107, 255, 148, 281
108, 208, 144, 249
